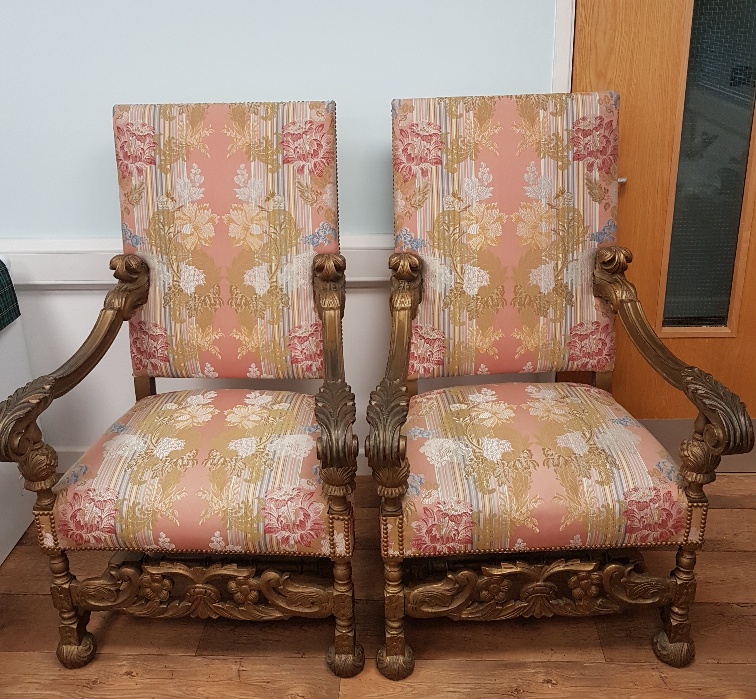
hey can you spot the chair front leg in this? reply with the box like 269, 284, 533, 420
653, 545, 697, 667
377, 559, 415, 680
327, 559, 364, 678
48, 551, 97, 669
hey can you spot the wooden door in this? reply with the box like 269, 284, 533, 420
573, 0, 756, 418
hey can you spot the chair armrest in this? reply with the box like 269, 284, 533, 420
365, 252, 423, 503
593, 246, 754, 491
0, 254, 149, 496
312, 253, 359, 503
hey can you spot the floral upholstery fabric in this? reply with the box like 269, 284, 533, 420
46, 389, 343, 557
396, 382, 689, 557
392, 93, 618, 378
115, 102, 339, 379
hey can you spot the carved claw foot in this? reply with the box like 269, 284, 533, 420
376, 644, 415, 680
56, 632, 97, 669
652, 630, 695, 668
327, 642, 365, 678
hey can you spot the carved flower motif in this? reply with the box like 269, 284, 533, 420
477, 577, 511, 603
393, 121, 443, 182
570, 115, 618, 175
139, 573, 173, 602
130, 321, 170, 375
568, 571, 603, 600
622, 487, 686, 544
567, 320, 614, 371
280, 119, 334, 177
114, 121, 156, 180
408, 324, 446, 377
263, 485, 326, 550
228, 578, 259, 605
287, 321, 324, 376
410, 499, 475, 555
57, 485, 119, 547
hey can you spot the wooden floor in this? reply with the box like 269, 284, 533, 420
0, 475, 755, 698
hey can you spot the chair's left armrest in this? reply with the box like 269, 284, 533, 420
0, 254, 149, 495
312, 253, 359, 503
593, 246, 754, 493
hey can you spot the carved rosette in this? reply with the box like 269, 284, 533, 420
69, 557, 334, 622
403, 554, 674, 621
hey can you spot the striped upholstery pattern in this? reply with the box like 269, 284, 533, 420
392, 93, 619, 378
115, 102, 339, 379
396, 382, 688, 557
47, 389, 341, 556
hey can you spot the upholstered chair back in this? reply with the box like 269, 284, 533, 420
392, 93, 618, 379
115, 101, 339, 380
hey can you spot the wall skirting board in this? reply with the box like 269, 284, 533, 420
3, 236, 753, 475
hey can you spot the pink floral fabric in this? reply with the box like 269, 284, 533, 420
397, 382, 689, 557
50, 389, 336, 556
115, 102, 340, 380
392, 93, 619, 378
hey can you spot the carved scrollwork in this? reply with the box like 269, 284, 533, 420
366, 378, 412, 499
405, 570, 478, 618
105, 254, 150, 319
366, 252, 423, 500
603, 563, 674, 607
681, 367, 754, 457
313, 253, 347, 318
404, 554, 676, 621
311, 254, 359, 501
259, 570, 333, 618
69, 557, 334, 622
315, 379, 358, 498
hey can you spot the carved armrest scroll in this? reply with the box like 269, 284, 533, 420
593, 246, 754, 489
365, 252, 423, 502
312, 254, 359, 501
0, 254, 149, 496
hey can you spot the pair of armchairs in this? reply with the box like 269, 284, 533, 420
0, 96, 752, 681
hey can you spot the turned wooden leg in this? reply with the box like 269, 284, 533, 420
326, 560, 364, 678
653, 545, 696, 667
377, 560, 414, 680
48, 551, 97, 669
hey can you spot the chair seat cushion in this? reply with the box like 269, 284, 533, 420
45, 389, 337, 556
398, 382, 689, 557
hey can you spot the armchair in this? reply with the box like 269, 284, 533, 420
366, 92, 754, 679
0, 101, 364, 677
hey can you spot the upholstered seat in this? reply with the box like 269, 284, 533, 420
399, 382, 687, 557
44, 389, 342, 557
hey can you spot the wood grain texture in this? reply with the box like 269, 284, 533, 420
574, 0, 756, 418
0, 474, 755, 696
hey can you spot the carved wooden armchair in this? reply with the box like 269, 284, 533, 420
0, 101, 364, 677
366, 92, 754, 680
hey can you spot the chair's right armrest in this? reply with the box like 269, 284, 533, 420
365, 252, 423, 506
0, 254, 149, 500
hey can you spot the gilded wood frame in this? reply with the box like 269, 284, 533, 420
366, 247, 754, 680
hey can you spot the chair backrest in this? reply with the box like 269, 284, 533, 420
114, 101, 339, 379
392, 93, 618, 379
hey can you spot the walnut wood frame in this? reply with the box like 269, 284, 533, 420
0, 252, 364, 678
366, 247, 754, 680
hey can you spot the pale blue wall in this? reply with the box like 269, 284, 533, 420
0, 0, 557, 239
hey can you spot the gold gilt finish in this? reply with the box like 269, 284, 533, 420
0, 252, 364, 678
366, 247, 754, 680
